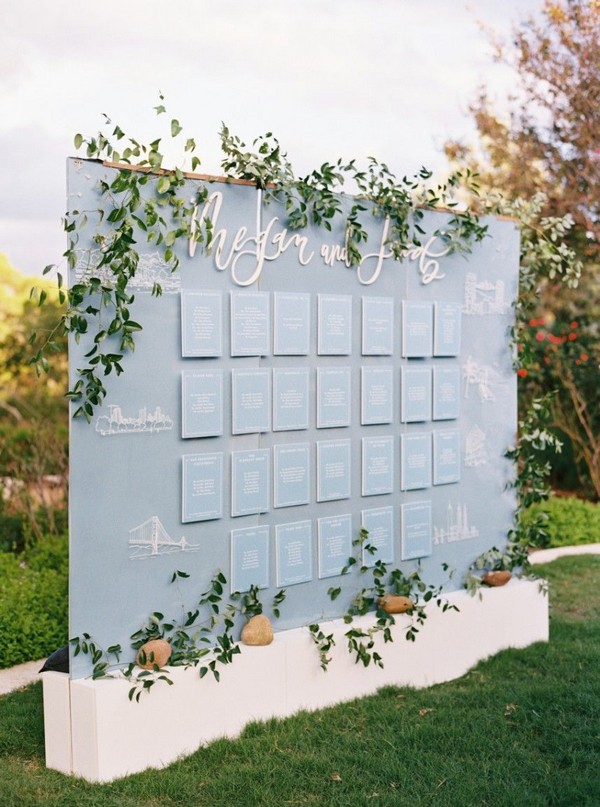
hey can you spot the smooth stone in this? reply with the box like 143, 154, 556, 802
377, 594, 415, 614
135, 639, 172, 669
241, 614, 274, 646
482, 570, 512, 587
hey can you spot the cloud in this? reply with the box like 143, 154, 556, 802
1, 0, 543, 275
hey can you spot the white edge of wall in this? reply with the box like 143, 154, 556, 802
42, 577, 549, 783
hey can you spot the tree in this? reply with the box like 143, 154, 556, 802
0, 255, 68, 532
445, 0, 600, 499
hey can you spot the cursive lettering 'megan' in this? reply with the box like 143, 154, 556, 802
189, 191, 450, 286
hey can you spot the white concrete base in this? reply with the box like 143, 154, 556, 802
43, 577, 548, 782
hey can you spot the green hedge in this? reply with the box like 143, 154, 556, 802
0, 534, 68, 669
524, 496, 600, 548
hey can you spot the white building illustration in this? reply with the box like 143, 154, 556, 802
433, 503, 480, 545
462, 356, 496, 402
463, 273, 508, 315
465, 425, 489, 467
129, 516, 200, 560
96, 405, 173, 436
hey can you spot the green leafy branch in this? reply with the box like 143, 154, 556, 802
72, 568, 287, 699
312, 528, 458, 670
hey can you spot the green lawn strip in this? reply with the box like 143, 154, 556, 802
0, 557, 598, 807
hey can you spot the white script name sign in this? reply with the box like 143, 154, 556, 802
189, 190, 450, 286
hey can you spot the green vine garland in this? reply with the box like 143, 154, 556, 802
30, 97, 487, 421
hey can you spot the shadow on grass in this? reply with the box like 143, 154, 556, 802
1, 556, 599, 807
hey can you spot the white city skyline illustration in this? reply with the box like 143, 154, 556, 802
96, 404, 173, 436
433, 502, 480, 545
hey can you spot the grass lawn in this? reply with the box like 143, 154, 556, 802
0, 555, 598, 807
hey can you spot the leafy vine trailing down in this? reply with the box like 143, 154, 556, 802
71, 568, 286, 702
30, 98, 488, 422
309, 528, 458, 671
72, 529, 460, 694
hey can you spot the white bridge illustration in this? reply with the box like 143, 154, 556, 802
129, 516, 200, 560
463, 273, 508, 316
96, 405, 173, 436
433, 503, 480, 545
75, 249, 181, 293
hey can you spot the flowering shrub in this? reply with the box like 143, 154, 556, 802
518, 311, 600, 498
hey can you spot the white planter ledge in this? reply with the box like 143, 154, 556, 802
43, 577, 548, 783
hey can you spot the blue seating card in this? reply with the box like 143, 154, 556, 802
402, 301, 433, 358
361, 436, 394, 496
317, 367, 351, 428
433, 429, 461, 485
317, 294, 352, 355
432, 366, 460, 421
401, 501, 433, 560
361, 365, 393, 425
181, 369, 223, 438
274, 443, 311, 508
401, 366, 432, 423
272, 368, 310, 431
433, 301, 462, 357
230, 291, 270, 356
232, 369, 271, 434
181, 290, 223, 357
230, 525, 270, 592
400, 432, 432, 490
182, 452, 224, 523
317, 439, 352, 502
276, 520, 313, 587
362, 296, 394, 355
231, 449, 270, 517
361, 506, 394, 566
273, 292, 310, 355
318, 514, 352, 578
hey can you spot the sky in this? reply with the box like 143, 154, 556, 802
0, 0, 543, 277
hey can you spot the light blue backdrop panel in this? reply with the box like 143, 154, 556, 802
67, 160, 519, 677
